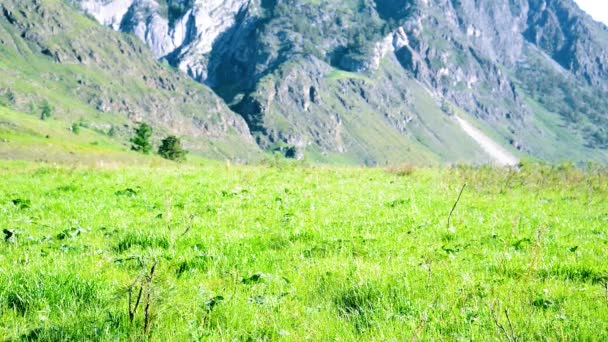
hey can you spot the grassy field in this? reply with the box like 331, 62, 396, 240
1, 160, 607, 340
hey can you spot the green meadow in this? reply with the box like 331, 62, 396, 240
1, 160, 607, 340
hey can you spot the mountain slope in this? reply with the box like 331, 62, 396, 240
0, 0, 261, 161
20, 0, 608, 164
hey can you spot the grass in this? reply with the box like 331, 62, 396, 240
0, 159, 607, 340
0, 105, 179, 166
325, 69, 374, 82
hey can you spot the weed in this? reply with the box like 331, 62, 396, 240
3, 228, 15, 242
3, 273, 100, 316
386, 164, 416, 176
175, 255, 211, 278
242, 273, 264, 285
335, 282, 382, 330
116, 233, 169, 253
115, 187, 138, 197
11, 198, 30, 209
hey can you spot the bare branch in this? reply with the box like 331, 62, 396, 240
179, 215, 195, 239
489, 304, 512, 342
447, 183, 467, 229
504, 309, 517, 342
411, 312, 428, 342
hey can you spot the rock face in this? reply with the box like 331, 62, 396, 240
77, 0, 249, 81
74, 0, 608, 163
525, 0, 608, 91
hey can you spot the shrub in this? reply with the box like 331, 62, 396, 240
158, 135, 187, 162
71, 123, 80, 134
40, 101, 53, 120
0, 88, 16, 106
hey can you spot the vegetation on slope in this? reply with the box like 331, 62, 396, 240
0, 105, 177, 166
0, 0, 260, 161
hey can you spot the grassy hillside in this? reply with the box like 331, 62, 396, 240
0, 0, 261, 161
1, 159, 607, 340
0, 105, 179, 166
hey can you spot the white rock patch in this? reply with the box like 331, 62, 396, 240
455, 115, 519, 166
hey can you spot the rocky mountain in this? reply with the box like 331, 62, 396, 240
0, 0, 261, 160
6, 0, 608, 164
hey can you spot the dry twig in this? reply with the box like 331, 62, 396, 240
447, 183, 467, 229
489, 303, 518, 342
127, 261, 158, 336
179, 214, 195, 239
411, 312, 428, 342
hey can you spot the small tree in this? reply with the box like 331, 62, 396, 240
71, 122, 80, 134
107, 126, 117, 137
6, 89, 15, 105
130, 123, 153, 154
40, 101, 53, 120
158, 135, 187, 162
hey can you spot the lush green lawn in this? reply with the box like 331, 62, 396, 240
0, 161, 607, 340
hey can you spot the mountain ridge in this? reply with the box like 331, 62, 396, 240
3, 0, 608, 165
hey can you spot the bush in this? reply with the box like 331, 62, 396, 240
130, 123, 153, 154
107, 126, 116, 137
158, 135, 187, 162
40, 101, 53, 120
71, 123, 80, 134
